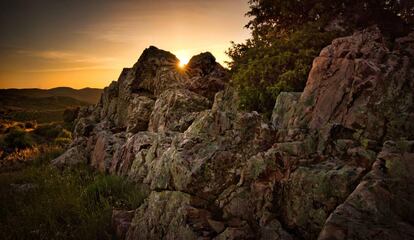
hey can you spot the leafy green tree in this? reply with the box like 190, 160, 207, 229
246, 0, 414, 43
229, 24, 337, 114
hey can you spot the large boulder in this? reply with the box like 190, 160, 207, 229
90, 131, 126, 172
148, 89, 211, 132
129, 46, 184, 96
296, 26, 414, 144
51, 138, 88, 168
278, 161, 366, 239
109, 131, 158, 177
186, 52, 230, 100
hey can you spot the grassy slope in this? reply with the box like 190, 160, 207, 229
0, 149, 147, 240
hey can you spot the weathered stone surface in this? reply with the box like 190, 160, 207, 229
90, 131, 126, 172
186, 52, 230, 100
166, 91, 274, 200
318, 141, 414, 240
271, 92, 302, 129
112, 210, 135, 240
99, 80, 119, 121
278, 161, 366, 239
126, 95, 154, 133
298, 26, 414, 143
148, 88, 210, 132
51, 138, 88, 168
110, 131, 156, 176
126, 191, 198, 240
130, 46, 184, 96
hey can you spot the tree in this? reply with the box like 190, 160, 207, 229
246, 0, 414, 43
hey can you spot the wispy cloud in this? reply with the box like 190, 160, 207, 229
13, 49, 122, 72
22, 66, 118, 73
16, 49, 116, 64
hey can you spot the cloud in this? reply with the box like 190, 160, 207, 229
11, 49, 123, 73
16, 49, 116, 64
21, 66, 118, 73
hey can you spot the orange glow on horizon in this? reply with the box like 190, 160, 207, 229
0, 1, 250, 89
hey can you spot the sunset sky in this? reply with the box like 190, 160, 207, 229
0, 0, 250, 89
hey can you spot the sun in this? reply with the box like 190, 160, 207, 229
175, 51, 190, 69
178, 61, 187, 68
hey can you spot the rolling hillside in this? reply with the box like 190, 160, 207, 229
0, 87, 102, 104
0, 87, 102, 123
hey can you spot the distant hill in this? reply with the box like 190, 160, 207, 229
0, 87, 102, 104
0, 87, 103, 123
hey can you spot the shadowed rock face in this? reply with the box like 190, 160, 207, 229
54, 28, 414, 240
297, 27, 414, 144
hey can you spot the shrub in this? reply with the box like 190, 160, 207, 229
83, 174, 146, 210
230, 24, 338, 116
53, 137, 72, 147
58, 129, 72, 139
4, 127, 35, 149
33, 123, 63, 140
24, 121, 37, 129
63, 107, 79, 124
32, 145, 65, 166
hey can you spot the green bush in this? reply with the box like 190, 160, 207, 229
4, 127, 35, 149
53, 137, 72, 146
58, 129, 72, 139
229, 24, 338, 116
24, 121, 37, 129
33, 123, 63, 140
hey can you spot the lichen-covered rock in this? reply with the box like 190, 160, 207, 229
99, 80, 119, 121
186, 52, 230, 100
110, 131, 157, 176
318, 141, 414, 240
297, 26, 414, 144
51, 138, 88, 168
278, 161, 366, 239
167, 95, 274, 200
126, 191, 198, 240
271, 92, 302, 129
90, 131, 126, 172
129, 46, 184, 96
126, 95, 154, 133
148, 89, 210, 132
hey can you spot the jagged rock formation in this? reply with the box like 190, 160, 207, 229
54, 27, 414, 240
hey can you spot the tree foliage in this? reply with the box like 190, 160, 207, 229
246, 0, 414, 43
229, 0, 414, 115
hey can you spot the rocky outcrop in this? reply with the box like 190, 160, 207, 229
294, 26, 414, 144
55, 27, 414, 240
186, 52, 230, 100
